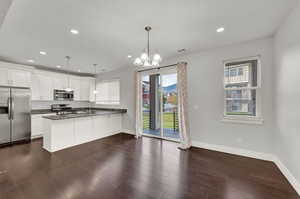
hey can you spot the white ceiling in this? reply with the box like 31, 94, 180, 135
0, 0, 297, 74
0, 0, 13, 28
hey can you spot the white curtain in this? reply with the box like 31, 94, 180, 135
135, 72, 143, 138
177, 62, 191, 149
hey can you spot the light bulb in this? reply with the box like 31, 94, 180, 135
144, 60, 151, 67
140, 52, 148, 61
153, 53, 162, 62
152, 60, 159, 67
93, 90, 98, 94
134, 57, 142, 66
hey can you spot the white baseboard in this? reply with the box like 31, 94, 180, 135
121, 129, 136, 135
31, 134, 43, 140
192, 140, 274, 161
273, 157, 300, 195
192, 141, 300, 196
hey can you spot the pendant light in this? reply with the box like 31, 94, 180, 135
134, 26, 162, 67
93, 64, 98, 94
65, 56, 73, 92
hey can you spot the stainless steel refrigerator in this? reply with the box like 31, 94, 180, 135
0, 86, 31, 146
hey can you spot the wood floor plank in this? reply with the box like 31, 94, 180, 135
0, 133, 298, 199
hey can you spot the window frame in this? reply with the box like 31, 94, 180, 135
95, 79, 121, 105
222, 56, 263, 125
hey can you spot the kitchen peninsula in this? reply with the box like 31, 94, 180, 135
42, 109, 126, 152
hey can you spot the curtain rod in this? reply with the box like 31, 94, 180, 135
137, 63, 178, 73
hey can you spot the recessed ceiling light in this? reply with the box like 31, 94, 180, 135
127, 55, 132, 58
216, 27, 225, 33
56, 65, 61, 68
27, 59, 35, 63
70, 29, 79, 35
177, 48, 186, 53
77, 69, 81, 72
39, 51, 47, 55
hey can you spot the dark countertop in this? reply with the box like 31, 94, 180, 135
31, 109, 53, 115
31, 107, 127, 115
42, 109, 125, 120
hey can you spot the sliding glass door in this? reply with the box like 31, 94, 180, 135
141, 69, 179, 141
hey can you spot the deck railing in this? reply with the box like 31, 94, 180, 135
143, 108, 179, 132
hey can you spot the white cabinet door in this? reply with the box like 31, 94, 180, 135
0, 67, 9, 86
108, 114, 122, 133
50, 119, 75, 151
9, 69, 31, 87
53, 74, 68, 90
92, 114, 122, 139
31, 114, 56, 138
74, 117, 93, 145
37, 74, 53, 100
69, 77, 81, 101
31, 74, 40, 100
92, 115, 109, 139
80, 78, 90, 101
31, 115, 44, 138
89, 78, 96, 102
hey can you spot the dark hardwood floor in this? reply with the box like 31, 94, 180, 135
0, 133, 299, 199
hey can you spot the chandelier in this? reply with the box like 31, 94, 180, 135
134, 26, 162, 67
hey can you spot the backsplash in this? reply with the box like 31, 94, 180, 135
31, 101, 92, 110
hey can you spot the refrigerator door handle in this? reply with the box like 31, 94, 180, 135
11, 97, 14, 120
7, 97, 11, 120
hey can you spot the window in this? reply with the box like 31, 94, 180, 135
238, 68, 243, 76
96, 79, 120, 105
230, 68, 237, 76
225, 69, 229, 77
223, 57, 262, 124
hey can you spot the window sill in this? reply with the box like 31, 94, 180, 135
222, 116, 264, 125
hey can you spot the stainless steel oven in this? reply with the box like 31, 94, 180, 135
54, 89, 74, 101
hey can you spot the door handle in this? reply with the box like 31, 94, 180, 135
7, 97, 11, 119
10, 97, 14, 120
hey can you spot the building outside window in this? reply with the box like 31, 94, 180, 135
223, 56, 262, 124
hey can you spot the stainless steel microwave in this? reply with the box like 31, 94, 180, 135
54, 89, 74, 101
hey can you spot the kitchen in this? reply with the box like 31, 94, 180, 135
0, 61, 126, 151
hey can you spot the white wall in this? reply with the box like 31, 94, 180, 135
165, 38, 274, 154
98, 37, 275, 155
274, 0, 300, 185
95, 66, 136, 132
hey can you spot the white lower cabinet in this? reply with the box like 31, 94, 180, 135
92, 114, 122, 139
31, 114, 56, 139
43, 114, 122, 152
44, 119, 75, 152
92, 115, 109, 139
109, 114, 122, 133
74, 117, 93, 145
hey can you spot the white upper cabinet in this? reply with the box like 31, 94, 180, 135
0, 67, 9, 86
69, 76, 81, 101
0, 62, 32, 87
53, 74, 68, 90
8, 69, 31, 87
80, 78, 90, 101
36, 73, 53, 101
31, 72, 40, 100
0, 61, 94, 101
